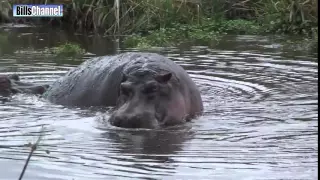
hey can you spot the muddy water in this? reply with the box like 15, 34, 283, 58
0, 26, 318, 180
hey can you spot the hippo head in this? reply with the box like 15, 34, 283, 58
0, 75, 13, 96
0, 74, 48, 96
109, 69, 188, 129
0, 74, 23, 96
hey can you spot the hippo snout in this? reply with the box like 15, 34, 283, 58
109, 112, 159, 129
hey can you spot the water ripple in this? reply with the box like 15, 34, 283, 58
0, 35, 318, 180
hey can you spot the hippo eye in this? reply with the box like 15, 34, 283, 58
120, 83, 132, 96
143, 85, 157, 94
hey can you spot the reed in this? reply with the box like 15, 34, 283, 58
0, 0, 318, 36
252, 0, 318, 35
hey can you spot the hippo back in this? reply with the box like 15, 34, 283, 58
43, 52, 203, 114
43, 53, 130, 107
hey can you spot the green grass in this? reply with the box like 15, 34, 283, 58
124, 19, 262, 48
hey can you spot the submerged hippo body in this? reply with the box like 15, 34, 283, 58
1, 52, 203, 128
0, 74, 49, 96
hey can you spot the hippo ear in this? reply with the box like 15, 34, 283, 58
155, 73, 172, 83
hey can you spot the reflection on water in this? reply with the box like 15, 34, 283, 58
0, 26, 318, 180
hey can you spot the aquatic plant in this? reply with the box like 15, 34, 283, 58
52, 42, 85, 57
124, 19, 261, 48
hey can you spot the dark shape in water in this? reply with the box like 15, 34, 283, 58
0, 52, 203, 129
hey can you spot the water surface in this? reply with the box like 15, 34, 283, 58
0, 26, 318, 180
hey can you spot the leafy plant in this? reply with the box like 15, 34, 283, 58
124, 19, 261, 48
52, 42, 85, 57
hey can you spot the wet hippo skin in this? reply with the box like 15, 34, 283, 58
0, 52, 203, 129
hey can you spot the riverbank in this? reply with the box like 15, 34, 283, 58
0, 0, 318, 48
123, 18, 318, 48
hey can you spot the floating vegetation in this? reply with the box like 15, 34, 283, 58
51, 42, 85, 57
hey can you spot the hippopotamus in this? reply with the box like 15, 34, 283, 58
0, 52, 203, 129
0, 74, 49, 96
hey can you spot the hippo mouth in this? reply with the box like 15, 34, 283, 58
108, 110, 160, 129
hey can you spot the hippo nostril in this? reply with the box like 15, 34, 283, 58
128, 118, 141, 128
111, 115, 141, 128
128, 114, 147, 128
111, 116, 124, 127
112, 115, 139, 128
110, 113, 157, 129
